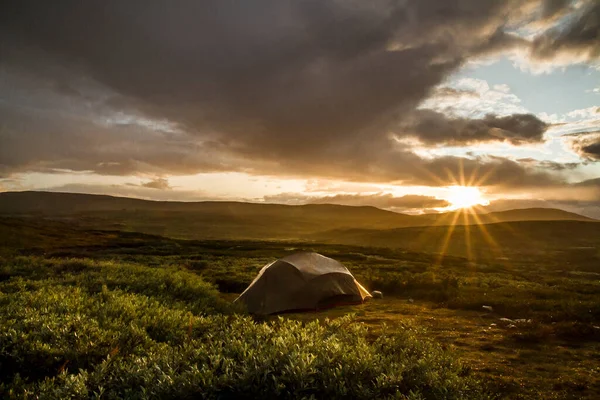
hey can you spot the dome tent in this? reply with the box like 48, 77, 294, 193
234, 252, 371, 315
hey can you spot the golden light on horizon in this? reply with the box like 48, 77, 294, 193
445, 185, 489, 210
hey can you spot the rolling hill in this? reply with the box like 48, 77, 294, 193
0, 191, 595, 241
423, 207, 595, 226
0, 191, 418, 239
310, 220, 600, 264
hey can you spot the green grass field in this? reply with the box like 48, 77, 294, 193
1, 214, 599, 399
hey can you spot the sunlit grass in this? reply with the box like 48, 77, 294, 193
0, 257, 487, 399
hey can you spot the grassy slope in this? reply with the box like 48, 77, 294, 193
423, 207, 595, 226
312, 220, 600, 266
0, 191, 418, 239
0, 229, 488, 398
2, 217, 600, 398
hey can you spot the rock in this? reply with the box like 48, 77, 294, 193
482, 305, 493, 312
499, 318, 514, 324
514, 319, 532, 324
371, 290, 383, 299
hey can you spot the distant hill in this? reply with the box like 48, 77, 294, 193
0, 191, 595, 240
311, 220, 600, 264
0, 191, 419, 239
423, 207, 595, 226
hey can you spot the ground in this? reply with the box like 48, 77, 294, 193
1, 216, 599, 399
280, 298, 600, 399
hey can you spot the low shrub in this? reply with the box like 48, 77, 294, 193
364, 271, 461, 302
0, 257, 489, 399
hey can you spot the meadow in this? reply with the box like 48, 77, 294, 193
1, 215, 599, 399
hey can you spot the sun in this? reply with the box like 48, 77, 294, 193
446, 186, 489, 209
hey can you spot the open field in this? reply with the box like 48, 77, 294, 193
1, 215, 599, 398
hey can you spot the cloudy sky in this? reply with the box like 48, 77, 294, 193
1, 0, 599, 216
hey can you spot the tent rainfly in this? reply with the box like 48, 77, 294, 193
234, 252, 372, 315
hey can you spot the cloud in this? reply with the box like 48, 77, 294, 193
516, 158, 580, 170
431, 87, 481, 99
531, 1, 600, 64
565, 131, 600, 160
0, 93, 237, 178
140, 178, 172, 190
540, 0, 572, 20
420, 78, 528, 117
310, 193, 450, 209
264, 192, 449, 210
0, 0, 595, 191
399, 110, 549, 145
579, 141, 600, 160
413, 155, 564, 187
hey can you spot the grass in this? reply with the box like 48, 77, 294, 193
0, 257, 486, 399
1, 216, 599, 398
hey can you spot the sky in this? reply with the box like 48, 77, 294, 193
1, 0, 599, 216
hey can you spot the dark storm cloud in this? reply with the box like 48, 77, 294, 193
516, 158, 580, 171
0, 89, 566, 189
532, 1, 600, 61
0, 0, 586, 188
0, 102, 233, 178
540, 0, 573, 20
400, 111, 549, 145
579, 142, 600, 160
411, 155, 562, 187
566, 131, 600, 161
471, 29, 530, 57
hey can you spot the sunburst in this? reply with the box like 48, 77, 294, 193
446, 185, 489, 210
411, 159, 517, 269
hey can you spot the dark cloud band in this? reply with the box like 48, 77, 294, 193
0, 0, 595, 190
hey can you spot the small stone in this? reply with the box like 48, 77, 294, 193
499, 318, 514, 324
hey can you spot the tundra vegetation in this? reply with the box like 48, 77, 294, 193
1, 215, 599, 399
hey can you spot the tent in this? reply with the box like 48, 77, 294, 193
234, 252, 371, 315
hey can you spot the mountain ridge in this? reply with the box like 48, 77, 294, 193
0, 190, 594, 221
0, 191, 595, 241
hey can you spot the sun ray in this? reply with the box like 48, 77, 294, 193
472, 163, 500, 187
466, 163, 480, 187
435, 209, 462, 266
469, 210, 514, 269
458, 158, 466, 187
406, 159, 515, 271
463, 207, 474, 264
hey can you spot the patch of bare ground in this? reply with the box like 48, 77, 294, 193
287, 298, 600, 400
